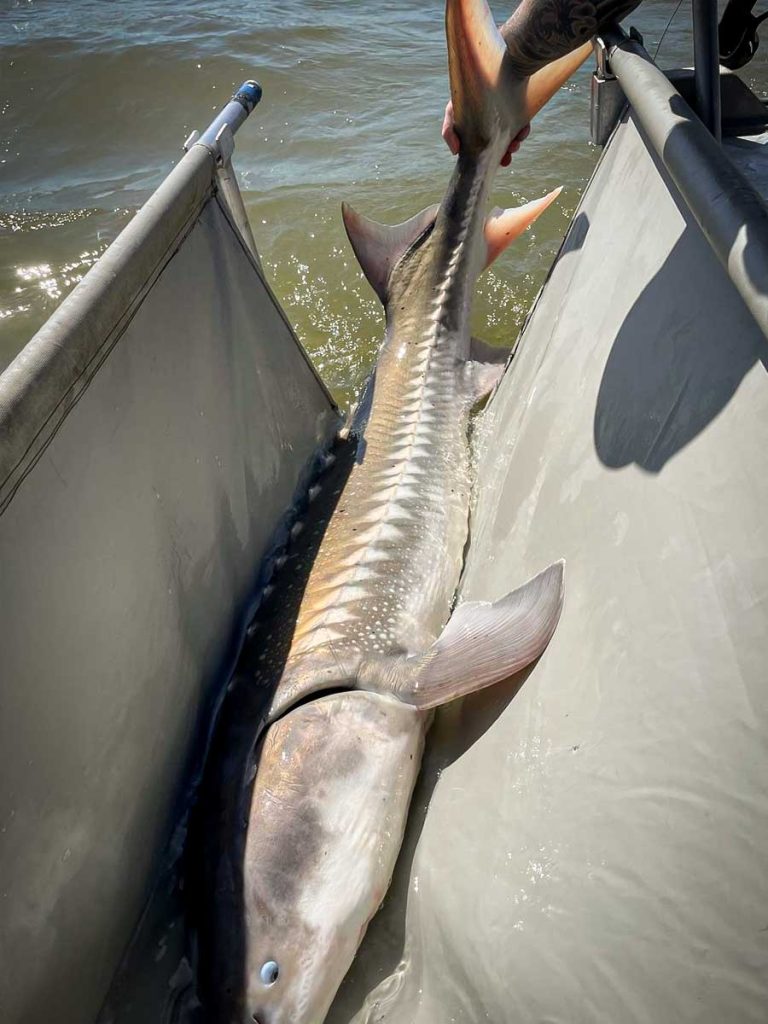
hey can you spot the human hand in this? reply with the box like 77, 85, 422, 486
441, 100, 530, 166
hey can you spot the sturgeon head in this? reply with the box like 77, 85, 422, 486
240, 690, 424, 1024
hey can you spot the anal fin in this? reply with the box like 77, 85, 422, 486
466, 337, 512, 403
470, 337, 511, 364
395, 561, 564, 710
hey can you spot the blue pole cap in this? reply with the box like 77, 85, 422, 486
233, 80, 263, 113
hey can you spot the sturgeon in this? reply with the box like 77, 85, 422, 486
194, 1, 635, 1020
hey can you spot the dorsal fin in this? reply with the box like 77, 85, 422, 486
483, 187, 562, 269
341, 202, 439, 303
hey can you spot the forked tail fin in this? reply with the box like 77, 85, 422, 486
446, 0, 640, 154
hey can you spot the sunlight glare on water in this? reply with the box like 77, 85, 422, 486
3, 0, 758, 407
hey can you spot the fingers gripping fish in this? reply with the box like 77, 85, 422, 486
195, 0, 637, 1020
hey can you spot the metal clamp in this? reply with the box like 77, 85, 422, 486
183, 129, 200, 153
191, 79, 263, 162
594, 34, 613, 80
181, 79, 264, 265
590, 35, 627, 146
215, 124, 235, 166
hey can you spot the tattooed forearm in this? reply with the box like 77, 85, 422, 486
500, 0, 642, 78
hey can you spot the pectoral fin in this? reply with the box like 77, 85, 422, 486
396, 561, 564, 710
483, 188, 562, 270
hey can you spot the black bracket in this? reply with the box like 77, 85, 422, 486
719, 0, 768, 69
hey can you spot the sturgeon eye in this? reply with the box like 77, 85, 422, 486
260, 960, 279, 986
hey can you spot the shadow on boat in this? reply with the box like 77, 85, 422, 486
593, 114, 768, 474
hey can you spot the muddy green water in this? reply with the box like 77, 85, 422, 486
4, 0, 765, 407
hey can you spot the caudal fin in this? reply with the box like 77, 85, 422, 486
446, 0, 639, 154
446, 0, 515, 153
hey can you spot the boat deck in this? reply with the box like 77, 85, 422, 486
329, 93, 768, 1024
